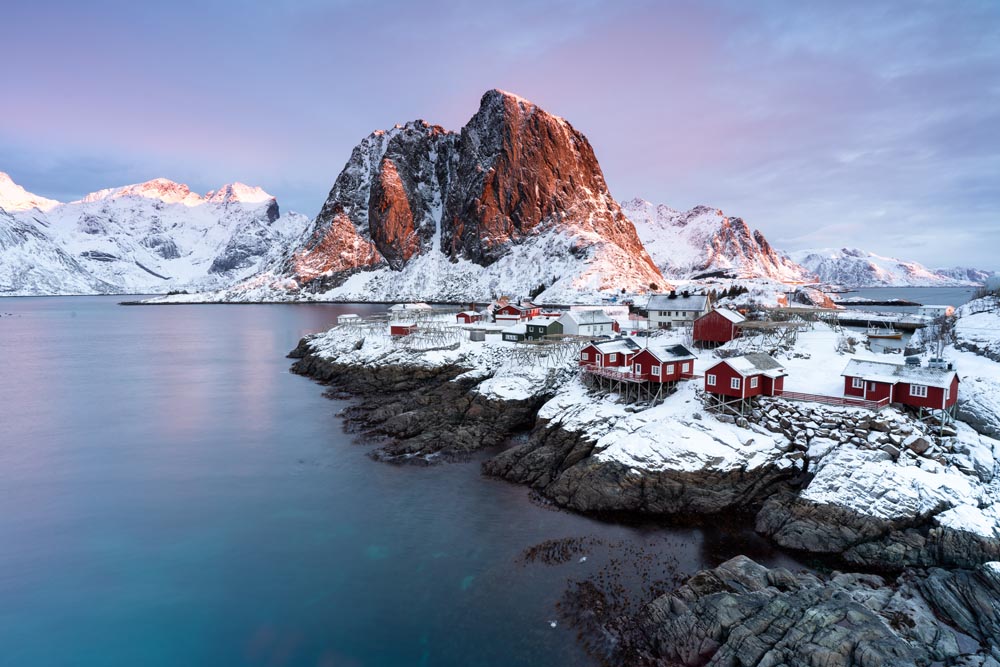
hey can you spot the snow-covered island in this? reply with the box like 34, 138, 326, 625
290, 297, 1000, 575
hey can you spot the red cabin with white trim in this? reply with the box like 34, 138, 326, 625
841, 359, 958, 409
630, 344, 697, 383
694, 308, 746, 345
579, 339, 641, 369
704, 354, 786, 398
456, 311, 482, 324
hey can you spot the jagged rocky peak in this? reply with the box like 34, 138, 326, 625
0, 171, 60, 212
80, 178, 203, 205
622, 198, 812, 282
205, 182, 274, 205
288, 89, 661, 293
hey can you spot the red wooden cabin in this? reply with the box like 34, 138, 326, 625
390, 322, 418, 337
630, 344, 697, 383
456, 311, 482, 324
579, 339, 641, 369
704, 353, 786, 398
694, 308, 746, 346
841, 359, 958, 409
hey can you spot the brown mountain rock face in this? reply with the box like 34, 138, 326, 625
284, 90, 664, 294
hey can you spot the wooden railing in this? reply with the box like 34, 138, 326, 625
581, 364, 646, 383
774, 390, 889, 412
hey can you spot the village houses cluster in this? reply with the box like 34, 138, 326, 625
342, 288, 960, 431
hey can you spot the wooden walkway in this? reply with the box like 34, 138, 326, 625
774, 390, 889, 412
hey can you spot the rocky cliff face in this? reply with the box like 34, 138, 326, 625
621, 199, 813, 282
278, 90, 664, 302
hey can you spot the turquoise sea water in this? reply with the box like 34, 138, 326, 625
0, 297, 799, 666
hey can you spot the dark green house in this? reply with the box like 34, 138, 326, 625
525, 317, 563, 341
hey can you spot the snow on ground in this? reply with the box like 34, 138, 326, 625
542, 380, 789, 473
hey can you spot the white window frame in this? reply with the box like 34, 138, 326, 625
635, 363, 643, 374
707, 374, 716, 386
750, 377, 759, 389
945, 386, 951, 400
609, 353, 617, 363
652, 365, 661, 377
910, 384, 928, 398
852, 377, 864, 389
731, 377, 741, 390
682, 362, 690, 373
666, 364, 674, 375
581, 352, 589, 361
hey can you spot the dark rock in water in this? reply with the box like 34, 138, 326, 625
756, 492, 1000, 571
628, 556, 1000, 666
483, 420, 800, 515
288, 337, 548, 462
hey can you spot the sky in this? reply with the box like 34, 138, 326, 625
3, 0, 999, 270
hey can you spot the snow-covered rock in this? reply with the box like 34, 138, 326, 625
791, 247, 987, 287
0, 173, 309, 295
622, 198, 812, 282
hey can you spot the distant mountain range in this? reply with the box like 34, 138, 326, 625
1, 91, 994, 300
788, 248, 992, 288
0, 172, 309, 296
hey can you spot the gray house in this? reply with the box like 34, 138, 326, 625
646, 291, 711, 329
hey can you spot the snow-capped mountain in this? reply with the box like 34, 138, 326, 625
790, 248, 987, 287
621, 199, 812, 282
180, 89, 667, 304
934, 266, 996, 285
0, 173, 310, 296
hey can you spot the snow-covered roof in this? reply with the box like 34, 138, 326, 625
390, 302, 432, 311
644, 343, 697, 362
458, 310, 480, 316
503, 323, 528, 335
840, 358, 957, 389
708, 308, 745, 324
527, 316, 561, 326
716, 353, 786, 377
561, 309, 613, 325
589, 338, 641, 355
391, 321, 417, 327
338, 313, 360, 319
647, 293, 709, 312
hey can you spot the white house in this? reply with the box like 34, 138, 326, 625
917, 305, 955, 319
646, 292, 711, 329
558, 309, 615, 337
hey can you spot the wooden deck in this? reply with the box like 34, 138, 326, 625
774, 390, 889, 412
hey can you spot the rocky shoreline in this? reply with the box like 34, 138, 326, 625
289, 331, 1000, 665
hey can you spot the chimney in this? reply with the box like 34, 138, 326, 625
682, 290, 690, 298
669, 290, 677, 299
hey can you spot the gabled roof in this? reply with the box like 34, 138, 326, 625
705, 308, 745, 324
457, 310, 480, 317
527, 316, 561, 326
841, 358, 957, 389
562, 309, 613, 325
389, 302, 432, 311
639, 343, 697, 362
588, 338, 641, 355
647, 293, 709, 312
714, 353, 786, 377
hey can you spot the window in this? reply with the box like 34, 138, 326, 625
945, 386, 951, 400
707, 374, 716, 386
652, 365, 661, 376
682, 362, 690, 372
609, 353, 617, 362
750, 377, 759, 389
852, 377, 864, 389
910, 384, 928, 398
581, 352, 589, 361
666, 364, 674, 375
731, 377, 741, 390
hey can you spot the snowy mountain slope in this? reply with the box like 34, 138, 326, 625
0, 172, 59, 212
0, 208, 116, 295
0, 172, 310, 296
621, 198, 812, 282
790, 248, 985, 287
934, 266, 996, 284
171, 90, 668, 305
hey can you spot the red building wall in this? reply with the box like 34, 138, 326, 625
895, 377, 958, 409
694, 311, 741, 344
704, 362, 763, 398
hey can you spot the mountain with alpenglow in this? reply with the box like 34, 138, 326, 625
790, 247, 987, 287
0, 172, 310, 296
621, 198, 813, 282
170, 89, 667, 304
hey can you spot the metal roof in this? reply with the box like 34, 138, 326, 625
646, 294, 709, 312
714, 353, 786, 377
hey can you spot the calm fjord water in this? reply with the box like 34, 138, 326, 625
0, 297, 795, 667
